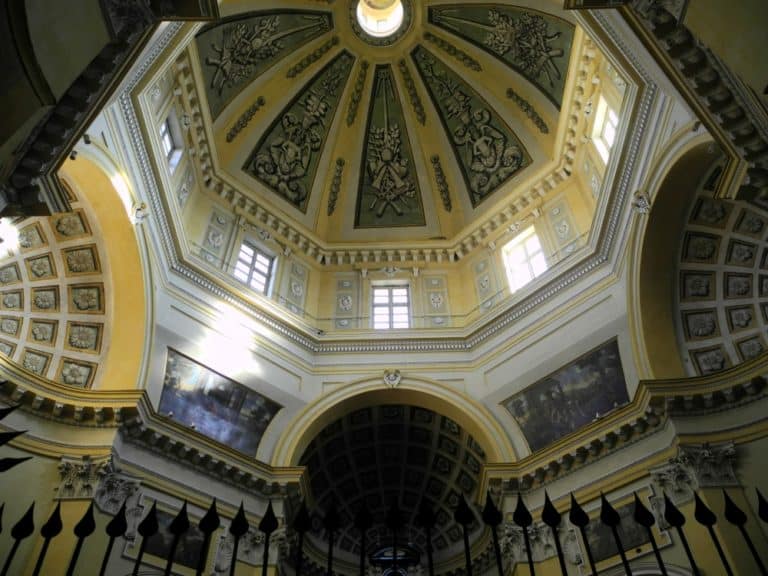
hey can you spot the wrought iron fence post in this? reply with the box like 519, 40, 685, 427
229, 502, 250, 576
568, 493, 597, 576
694, 492, 733, 576
164, 500, 190, 576
1, 501, 35, 576
292, 501, 311, 576
355, 502, 372, 576
66, 501, 96, 576
32, 500, 63, 575
454, 494, 475, 576
600, 493, 632, 576
481, 491, 504, 576
632, 493, 666, 576
196, 499, 220, 576
99, 499, 128, 576
133, 500, 159, 576
662, 493, 700, 576
259, 501, 279, 576
512, 493, 535, 576
722, 490, 767, 575
541, 491, 567, 576
324, 502, 341, 576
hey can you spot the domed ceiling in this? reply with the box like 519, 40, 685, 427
193, 0, 577, 244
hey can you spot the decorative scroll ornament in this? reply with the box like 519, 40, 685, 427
412, 46, 529, 206
245, 51, 355, 212
198, 12, 332, 118
383, 369, 402, 388
485, 10, 564, 85
206, 18, 282, 94
428, 6, 573, 108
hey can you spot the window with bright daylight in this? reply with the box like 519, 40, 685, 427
234, 242, 274, 295
372, 286, 410, 330
503, 226, 548, 293
160, 117, 182, 172
591, 95, 619, 163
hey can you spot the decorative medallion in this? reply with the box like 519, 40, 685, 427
243, 51, 355, 213
356, 65, 425, 228
196, 10, 333, 118
412, 46, 531, 207
429, 5, 574, 108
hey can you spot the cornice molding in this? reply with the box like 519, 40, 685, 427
480, 352, 767, 494
120, 394, 304, 497
0, 357, 142, 427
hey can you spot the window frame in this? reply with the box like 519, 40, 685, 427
160, 114, 183, 173
233, 240, 276, 296
591, 95, 619, 164
502, 226, 548, 293
371, 284, 411, 330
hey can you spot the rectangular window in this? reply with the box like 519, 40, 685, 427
591, 95, 619, 163
234, 242, 274, 295
372, 286, 410, 330
503, 226, 548, 293
160, 116, 182, 172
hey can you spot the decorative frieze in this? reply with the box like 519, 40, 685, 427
286, 36, 339, 78
398, 59, 426, 125
226, 97, 266, 143
346, 61, 369, 126
423, 32, 482, 71
431, 156, 452, 212
506, 88, 549, 134
327, 158, 345, 216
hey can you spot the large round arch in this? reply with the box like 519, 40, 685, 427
628, 132, 720, 379
271, 374, 517, 468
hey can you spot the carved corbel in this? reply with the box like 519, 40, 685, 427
56, 455, 111, 500
650, 441, 738, 502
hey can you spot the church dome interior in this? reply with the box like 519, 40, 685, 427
0, 0, 767, 575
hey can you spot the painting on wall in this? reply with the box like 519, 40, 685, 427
583, 502, 651, 564
143, 508, 206, 570
503, 338, 628, 452
158, 349, 282, 455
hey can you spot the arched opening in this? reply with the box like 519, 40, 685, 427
637, 142, 718, 378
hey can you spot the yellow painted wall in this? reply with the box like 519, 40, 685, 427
60, 157, 146, 390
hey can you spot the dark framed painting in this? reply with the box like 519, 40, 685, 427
143, 508, 207, 571
584, 502, 649, 563
502, 338, 629, 452
159, 348, 282, 455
